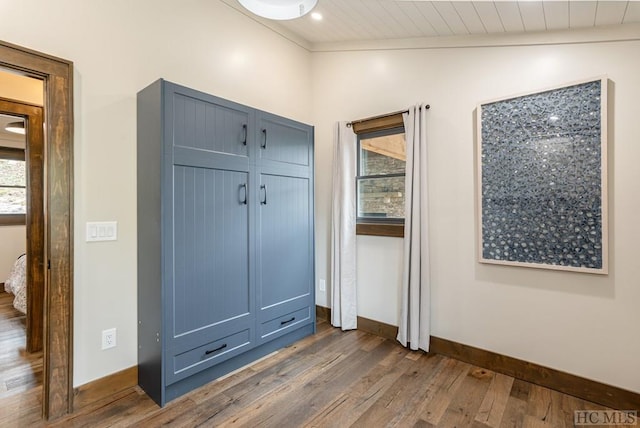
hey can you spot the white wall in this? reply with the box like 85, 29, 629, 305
0, 0, 312, 386
356, 236, 403, 326
312, 32, 640, 394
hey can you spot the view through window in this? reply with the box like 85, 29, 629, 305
357, 127, 406, 222
0, 150, 26, 214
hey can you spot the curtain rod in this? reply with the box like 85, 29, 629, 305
347, 105, 430, 128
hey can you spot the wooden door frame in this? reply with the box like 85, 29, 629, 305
0, 40, 74, 420
0, 99, 45, 354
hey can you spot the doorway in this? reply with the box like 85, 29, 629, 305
0, 100, 45, 354
0, 40, 74, 420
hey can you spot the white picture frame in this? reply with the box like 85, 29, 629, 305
476, 77, 608, 274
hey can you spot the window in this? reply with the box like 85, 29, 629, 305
0, 146, 26, 225
357, 127, 406, 221
351, 111, 406, 237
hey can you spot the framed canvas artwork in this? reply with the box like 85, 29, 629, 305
477, 78, 608, 274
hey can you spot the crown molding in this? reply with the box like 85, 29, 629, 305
311, 22, 640, 52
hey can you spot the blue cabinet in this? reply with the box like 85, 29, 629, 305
137, 80, 314, 406
256, 112, 314, 344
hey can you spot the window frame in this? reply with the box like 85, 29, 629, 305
0, 146, 27, 226
350, 111, 406, 237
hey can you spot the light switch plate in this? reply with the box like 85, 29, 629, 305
86, 221, 118, 242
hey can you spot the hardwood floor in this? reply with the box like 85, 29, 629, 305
0, 290, 42, 401
1, 317, 617, 427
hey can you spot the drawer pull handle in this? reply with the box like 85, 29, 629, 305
261, 128, 267, 149
242, 124, 247, 146
205, 343, 227, 355
280, 317, 295, 326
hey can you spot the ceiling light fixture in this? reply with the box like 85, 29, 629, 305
311, 11, 322, 21
237, 0, 318, 20
4, 121, 25, 135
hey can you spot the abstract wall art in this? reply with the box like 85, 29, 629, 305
477, 78, 608, 274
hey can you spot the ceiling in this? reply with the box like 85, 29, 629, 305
223, 1, 640, 47
0, 114, 25, 148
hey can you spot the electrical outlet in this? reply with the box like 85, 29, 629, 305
102, 328, 117, 350
319, 279, 326, 292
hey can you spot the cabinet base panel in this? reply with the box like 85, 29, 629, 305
145, 323, 315, 407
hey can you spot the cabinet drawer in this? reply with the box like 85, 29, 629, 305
170, 329, 251, 381
260, 307, 310, 340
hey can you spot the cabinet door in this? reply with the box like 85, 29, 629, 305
167, 165, 254, 383
172, 85, 251, 158
257, 113, 312, 167
256, 172, 314, 342
172, 166, 252, 337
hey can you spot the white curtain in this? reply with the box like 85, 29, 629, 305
397, 104, 431, 351
331, 121, 358, 330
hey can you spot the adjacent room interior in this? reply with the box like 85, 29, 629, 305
0, 0, 639, 426
0, 69, 45, 402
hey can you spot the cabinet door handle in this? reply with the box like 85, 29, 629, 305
260, 184, 267, 205
261, 128, 267, 149
280, 317, 295, 326
205, 343, 227, 355
239, 183, 247, 205
242, 124, 247, 146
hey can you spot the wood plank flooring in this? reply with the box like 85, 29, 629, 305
1, 313, 619, 427
0, 290, 42, 401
